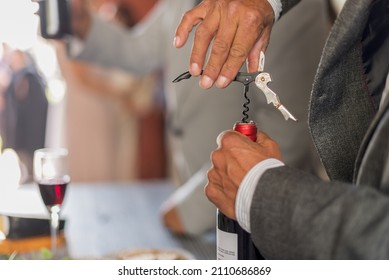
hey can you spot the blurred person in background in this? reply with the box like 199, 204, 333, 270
54, 0, 166, 182
63, 0, 329, 236
0, 44, 48, 182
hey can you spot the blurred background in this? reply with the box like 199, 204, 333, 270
0, 0, 347, 187
0, 0, 166, 187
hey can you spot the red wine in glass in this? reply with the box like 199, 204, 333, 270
38, 179, 68, 207
34, 148, 69, 258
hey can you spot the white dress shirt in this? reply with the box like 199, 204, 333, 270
236, 158, 284, 232
267, 0, 282, 20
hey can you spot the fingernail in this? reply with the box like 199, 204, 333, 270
199, 75, 214, 89
216, 76, 228, 88
173, 36, 180, 47
190, 63, 201, 76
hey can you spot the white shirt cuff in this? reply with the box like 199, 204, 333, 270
236, 158, 284, 233
267, 0, 282, 21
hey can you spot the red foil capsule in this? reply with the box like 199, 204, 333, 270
233, 121, 257, 142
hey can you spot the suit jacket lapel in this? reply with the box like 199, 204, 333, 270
355, 82, 389, 183
316, 0, 371, 79
309, 0, 375, 182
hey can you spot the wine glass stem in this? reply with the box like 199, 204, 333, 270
50, 206, 60, 257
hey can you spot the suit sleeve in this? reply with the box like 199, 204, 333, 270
250, 166, 389, 259
280, 0, 301, 15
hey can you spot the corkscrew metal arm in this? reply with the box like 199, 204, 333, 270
172, 70, 297, 121
172, 71, 196, 83
255, 73, 297, 121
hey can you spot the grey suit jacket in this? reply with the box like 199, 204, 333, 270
251, 0, 389, 259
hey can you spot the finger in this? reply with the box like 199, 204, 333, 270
246, 40, 265, 73
199, 5, 238, 89
258, 50, 266, 72
205, 182, 236, 219
218, 130, 250, 148
255, 131, 282, 160
246, 27, 271, 72
174, 5, 206, 50
255, 131, 271, 144
206, 167, 222, 189
204, 181, 226, 210
247, 50, 266, 72
215, 27, 262, 88
216, 130, 229, 147
190, 8, 223, 80
209, 149, 227, 175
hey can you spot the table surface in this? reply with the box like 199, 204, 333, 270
0, 180, 216, 260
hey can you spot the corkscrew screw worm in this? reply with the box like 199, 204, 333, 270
172, 70, 262, 123
242, 85, 250, 123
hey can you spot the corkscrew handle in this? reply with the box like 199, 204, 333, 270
233, 121, 257, 142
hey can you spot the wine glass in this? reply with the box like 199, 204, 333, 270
33, 148, 70, 257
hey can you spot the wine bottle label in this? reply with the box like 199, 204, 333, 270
216, 228, 238, 260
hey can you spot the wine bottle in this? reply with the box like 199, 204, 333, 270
216, 121, 263, 260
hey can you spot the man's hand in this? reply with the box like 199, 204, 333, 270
205, 130, 281, 220
71, 0, 93, 40
174, 0, 275, 89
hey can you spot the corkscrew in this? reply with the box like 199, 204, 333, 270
241, 84, 250, 123
173, 70, 297, 122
